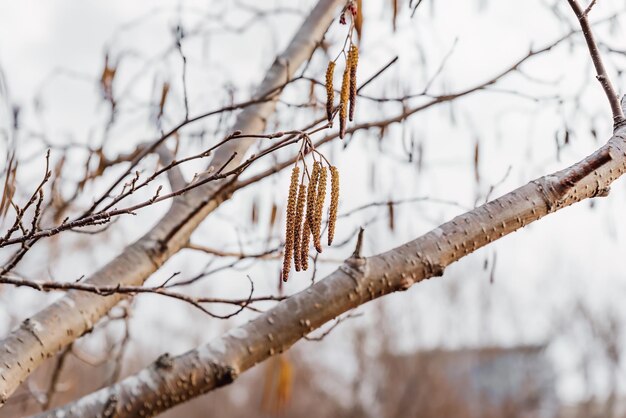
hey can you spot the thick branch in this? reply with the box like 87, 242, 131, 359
39, 126, 626, 417
0, 0, 344, 405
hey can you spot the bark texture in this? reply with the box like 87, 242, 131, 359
37, 127, 626, 417
0, 0, 344, 405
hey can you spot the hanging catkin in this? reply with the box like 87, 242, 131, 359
328, 166, 340, 246
339, 56, 351, 139
313, 166, 327, 253
348, 45, 359, 122
293, 184, 307, 271
282, 166, 299, 282
306, 162, 321, 230
325, 61, 335, 123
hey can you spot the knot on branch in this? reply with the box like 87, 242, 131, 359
532, 146, 613, 212
532, 177, 566, 212
210, 362, 238, 386
21, 318, 44, 346
554, 148, 612, 198
340, 257, 369, 285
155, 353, 174, 370
614, 119, 626, 132
427, 260, 445, 278
593, 186, 611, 198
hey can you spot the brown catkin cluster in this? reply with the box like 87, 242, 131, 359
339, 58, 351, 139
327, 166, 339, 245
292, 184, 307, 271
313, 166, 327, 253
283, 161, 340, 279
325, 61, 335, 123
348, 45, 359, 122
282, 166, 300, 282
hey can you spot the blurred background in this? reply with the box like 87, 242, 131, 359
1, 0, 626, 417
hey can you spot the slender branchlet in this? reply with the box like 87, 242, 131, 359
339, 56, 351, 139
313, 165, 327, 253
348, 45, 359, 122
282, 166, 300, 282
325, 61, 336, 123
328, 166, 340, 246
293, 184, 307, 271
566, 0, 625, 128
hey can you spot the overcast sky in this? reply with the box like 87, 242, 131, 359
2, 0, 626, 405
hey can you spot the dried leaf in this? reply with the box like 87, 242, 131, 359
473, 139, 480, 183
391, 0, 398, 31
158, 81, 170, 120
269, 202, 278, 229
262, 355, 294, 414
251, 198, 258, 225
276, 356, 293, 411
0, 152, 17, 218
355, 0, 363, 42
51, 156, 69, 223
308, 79, 316, 106
100, 52, 117, 104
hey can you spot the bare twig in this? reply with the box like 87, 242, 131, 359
567, 0, 625, 127
0, 273, 283, 318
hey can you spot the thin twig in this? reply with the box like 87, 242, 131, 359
567, 0, 625, 127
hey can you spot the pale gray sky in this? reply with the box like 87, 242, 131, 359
1, 0, 626, 405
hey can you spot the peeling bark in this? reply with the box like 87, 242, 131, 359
37, 128, 626, 417
0, 0, 344, 405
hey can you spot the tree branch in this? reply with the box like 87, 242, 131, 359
38, 123, 626, 417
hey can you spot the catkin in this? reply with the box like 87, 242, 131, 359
325, 61, 335, 123
300, 220, 311, 271
306, 162, 321, 230
293, 184, 307, 271
348, 45, 359, 122
313, 166, 327, 253
328, 166, 339, 246
282, 166, 300, 282
339, 57, 351, 139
